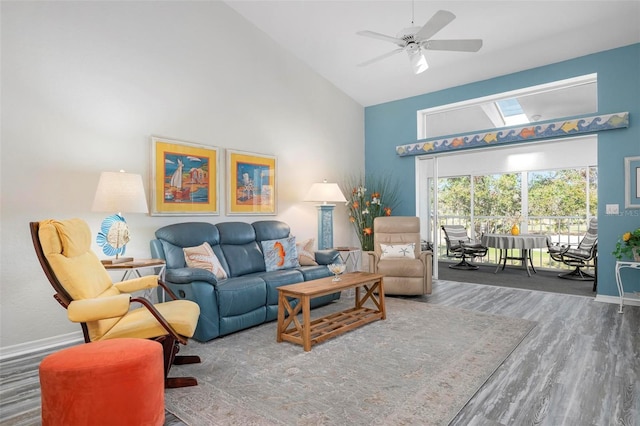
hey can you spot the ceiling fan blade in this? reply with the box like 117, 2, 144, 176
415, 10, 456, 41
357, 48, 404, 67
422, 39, 483, 52
356, 30, 405, 47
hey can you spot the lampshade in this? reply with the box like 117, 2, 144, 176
304, 180, 347, 204
92, 171, 148, 214
408, 49, 428, 75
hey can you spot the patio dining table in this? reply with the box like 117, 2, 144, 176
481, 233, 549, 277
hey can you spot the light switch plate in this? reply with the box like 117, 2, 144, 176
606, 204, 619, 215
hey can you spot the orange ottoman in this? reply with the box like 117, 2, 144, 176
39, 338, 165, 426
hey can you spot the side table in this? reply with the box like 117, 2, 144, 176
614, 260, 640, 314
103, 259, 166, 302
103, 258, 166, 281
333, 247, 362, 272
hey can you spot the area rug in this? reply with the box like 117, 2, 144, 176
165, 297, 535, 425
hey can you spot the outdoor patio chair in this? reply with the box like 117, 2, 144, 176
441, 225, 488, 270
547, 217, 598, 290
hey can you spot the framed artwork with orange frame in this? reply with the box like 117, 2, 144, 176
150, 136, 220, 216
226, 150, 276, 215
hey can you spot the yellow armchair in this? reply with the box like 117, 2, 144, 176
30, 218, 201, 388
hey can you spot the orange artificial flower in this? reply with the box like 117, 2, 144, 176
371, 192, 380, 199
365, 201, 370, 207
349, 216, 356, 223
384, 207, 392, 216
363, 227, 372, 235
352, 201, 359, 209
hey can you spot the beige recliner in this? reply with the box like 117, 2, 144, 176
367, 216, 432, 296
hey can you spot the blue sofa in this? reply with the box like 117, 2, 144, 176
150, 220, 342, 342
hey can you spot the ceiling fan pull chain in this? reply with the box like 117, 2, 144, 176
411, 0, 415, 25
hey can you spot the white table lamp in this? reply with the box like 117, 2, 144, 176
304, 179, 347, 250
92, 170, 148, 264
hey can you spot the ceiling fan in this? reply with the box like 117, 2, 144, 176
356, 9, 483, 74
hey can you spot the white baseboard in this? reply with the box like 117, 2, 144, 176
594, 294, 640, 308
0, 331, 84, 361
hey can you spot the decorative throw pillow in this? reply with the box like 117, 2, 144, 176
296, 238, 318, 266
261, 236, 300, 271
183, 242, 227, 280
380, 243, 416, 259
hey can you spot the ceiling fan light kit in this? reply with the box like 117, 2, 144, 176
357, 9, 482, 75
408, 48, 428, 74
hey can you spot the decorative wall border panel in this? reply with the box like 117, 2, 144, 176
396, 112, 629, 157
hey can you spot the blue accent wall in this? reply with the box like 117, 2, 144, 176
365, 43, 640, 297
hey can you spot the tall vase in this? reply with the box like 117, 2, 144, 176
511, 224, 520, 236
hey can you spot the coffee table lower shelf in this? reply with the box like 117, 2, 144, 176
279, 306, 382, 348
277, 272, 386, 351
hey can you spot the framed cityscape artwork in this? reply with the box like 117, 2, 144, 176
226, 150, 276, 215
150, 136, 220, 216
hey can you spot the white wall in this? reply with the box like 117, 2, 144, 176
0, 1, 364, 352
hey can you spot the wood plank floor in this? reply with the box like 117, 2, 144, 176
1, 280, 637, 425
421, 280, 640, 426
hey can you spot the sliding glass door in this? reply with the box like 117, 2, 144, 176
416, 136, 597, 273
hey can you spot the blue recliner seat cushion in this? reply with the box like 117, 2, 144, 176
165, 267, 217, 285
253, 269, 304, 322
256, 269, 305, 305
216, 276, 267, 317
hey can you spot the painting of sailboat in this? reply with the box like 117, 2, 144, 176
151, 137, 219, 215
164, 154, 209, 203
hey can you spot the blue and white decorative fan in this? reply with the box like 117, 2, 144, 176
96, 214, 131, 259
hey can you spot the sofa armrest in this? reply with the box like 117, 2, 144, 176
165, 267, 218, 285
314, 249, 341, 265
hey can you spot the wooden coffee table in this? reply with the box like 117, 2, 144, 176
276, 271, 385, 351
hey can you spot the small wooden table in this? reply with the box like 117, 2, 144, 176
103, 258, 166, 281
103, 259, 166, 302
277, 271, 385, 351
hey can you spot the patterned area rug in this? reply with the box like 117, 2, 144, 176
166, 297, 535, 425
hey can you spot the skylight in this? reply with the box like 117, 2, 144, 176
496, 98, 529, 126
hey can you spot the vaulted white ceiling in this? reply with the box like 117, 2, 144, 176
225, 1, 640, 107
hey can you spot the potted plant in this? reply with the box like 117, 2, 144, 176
341, 174, 400, 252
612, 227, 640, 261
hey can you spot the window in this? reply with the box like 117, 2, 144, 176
417, 74, 597, 140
